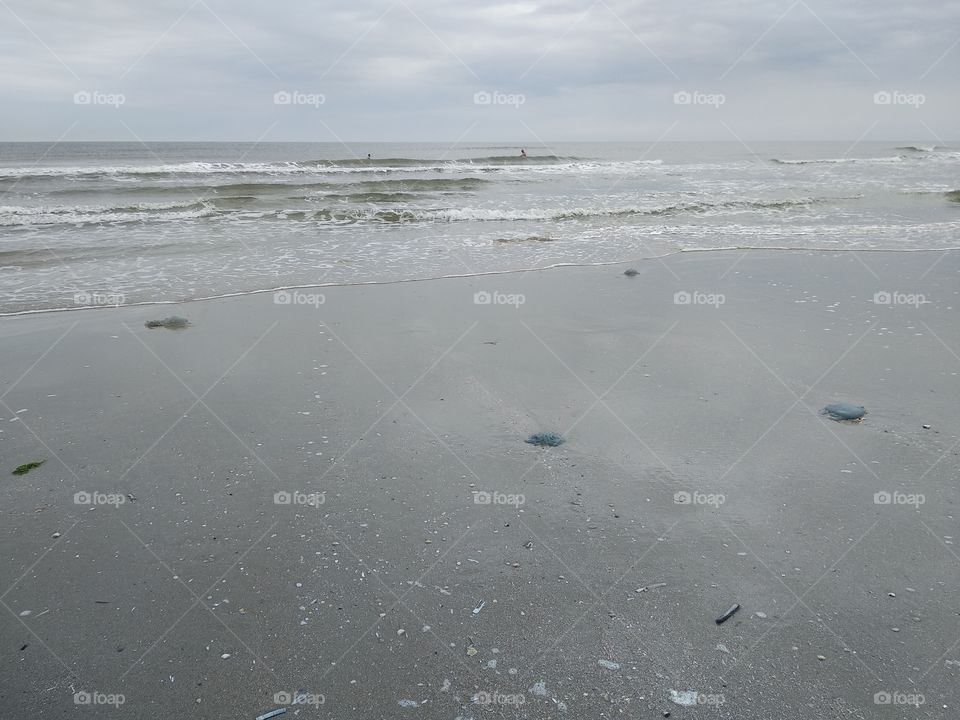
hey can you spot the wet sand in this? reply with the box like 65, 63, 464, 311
1, 249, 958, 719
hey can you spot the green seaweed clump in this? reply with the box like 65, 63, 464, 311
526, 432, 564, 447
145, 316, 190, 330
12, 460, 44, 476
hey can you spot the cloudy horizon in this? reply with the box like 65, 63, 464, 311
2, 0, 956, 143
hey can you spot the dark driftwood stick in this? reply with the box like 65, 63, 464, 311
716, 603, 740, 624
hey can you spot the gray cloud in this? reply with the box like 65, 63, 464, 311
1, 0, 956, 141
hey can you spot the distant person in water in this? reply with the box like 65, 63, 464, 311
367, 153, 371, 160
520, 149, 527, 157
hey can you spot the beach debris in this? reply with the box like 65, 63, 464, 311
51, 532, 61, 538
526, 432, 564, 447
466, 646, 478, 656
523, 540, 534, 549
817, 655, 826, 661
623, 268, 639, 276
255, 709, 286, 720
715, 603, 740, 624
822, 402, 866, 422
397, 628, 406, 637
473, 601, 485, 615
755, 611, 768, 619
145, 316, 190, 330
397, 699, 419, 708
922, 424, 931, 429
19, 610, 31, 617
12, 461, 44, 476
529, 681, 547, 697
636, 582, 667, 593
669, 690, 698, 707
597, 659, 621, 670
716, 643, 731, 655
220, 653, 231, 659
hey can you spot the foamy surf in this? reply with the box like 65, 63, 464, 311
2, 140, 958, 313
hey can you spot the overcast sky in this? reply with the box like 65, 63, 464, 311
1, 0, 956, 141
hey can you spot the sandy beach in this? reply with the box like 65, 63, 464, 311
1, 248, 958, 719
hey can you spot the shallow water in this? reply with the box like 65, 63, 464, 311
1, 141, 957, 313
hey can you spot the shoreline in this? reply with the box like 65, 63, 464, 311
3, 245, 958, 318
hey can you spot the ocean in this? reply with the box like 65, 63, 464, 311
0, 141, 957, 314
